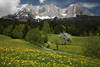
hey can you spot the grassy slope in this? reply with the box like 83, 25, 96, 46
48, 34, 100, 64
48, 34, 88, 54
0, 34, 100, 67
0, 35, 39, 49
0, 35, 12, 40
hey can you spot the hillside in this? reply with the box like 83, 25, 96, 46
0, 34, 100, 67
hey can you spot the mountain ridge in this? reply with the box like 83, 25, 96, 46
3, 4, 94, 20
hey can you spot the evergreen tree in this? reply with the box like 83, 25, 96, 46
54, 24, 66, 34
42, 22, 51, 34
12, 24, 25, 38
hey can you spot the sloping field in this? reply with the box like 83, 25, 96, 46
0, 35, 100, 67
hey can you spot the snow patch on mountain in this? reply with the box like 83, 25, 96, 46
35, 16, 55, 19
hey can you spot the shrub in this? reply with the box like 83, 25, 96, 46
25, 28, 48, 46
83, 35, 100, 58
40, 31, 48, 43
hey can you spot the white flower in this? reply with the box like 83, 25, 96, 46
59, 32, 72, 41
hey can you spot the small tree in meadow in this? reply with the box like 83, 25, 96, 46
55, 39, 59, 50
53, 36, 62, 50
59, 32, 72, 45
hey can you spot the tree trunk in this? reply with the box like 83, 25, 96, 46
56, 44, 59, 50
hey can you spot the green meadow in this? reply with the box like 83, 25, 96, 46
0, 34, 100, 67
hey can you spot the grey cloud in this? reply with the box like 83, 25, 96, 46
0, 0, 20, 17
80, 2, 100, 9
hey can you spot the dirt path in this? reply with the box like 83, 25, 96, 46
41, 46, 69, 55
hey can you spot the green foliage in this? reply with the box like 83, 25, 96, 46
41, 22, 50, 43
40, 31, 48, 43
25, 28, 41, 44
3, 25, 13, 36
25, 28, 48, 46
83, 35, 100, 58
96, 27, 100, 35
67, 25, 79, 35
0, 35, 12, 41
42, 22, 51, 33
0, 26, 4, 34
12, 24, 25, 39
54, 24, 66, 34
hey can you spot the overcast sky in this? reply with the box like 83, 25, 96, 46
0, 0, 100, 17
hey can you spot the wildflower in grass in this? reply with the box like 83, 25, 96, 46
8, 62, 11, 65
42, 58, 45, 61
61, 61, 64, 63
81, 61, 84, 64
47, 62, 50, 65
80, 56, 86, 64
67, 58, 71, 62
16, 60, 20, 62
64, 56, 67, 58
0, 45, 98, 67
37, 57, 41, 60
22, 61, 24, 64
53, 63, 56, 67
69, 62, 72, 65
2, 62, 6, 65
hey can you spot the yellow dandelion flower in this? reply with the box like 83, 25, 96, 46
8, 62, 11, 65
42, 58, 45, 60
47, 62, 50, 65
70, 62, 72, 65
53, 63, 56, 67
64, 56, 67, 58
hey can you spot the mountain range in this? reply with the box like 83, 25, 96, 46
4, 4, 94, 20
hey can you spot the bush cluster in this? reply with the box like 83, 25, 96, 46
0, 19, 50, 46
83, 35, 100, 58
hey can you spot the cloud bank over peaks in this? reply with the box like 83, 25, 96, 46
80, 2, 100, 9
0, 0, 20, 17
39, 0, 46, 4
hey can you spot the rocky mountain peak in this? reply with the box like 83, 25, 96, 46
61, 4, 94, 18
8, 4, 94, 19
